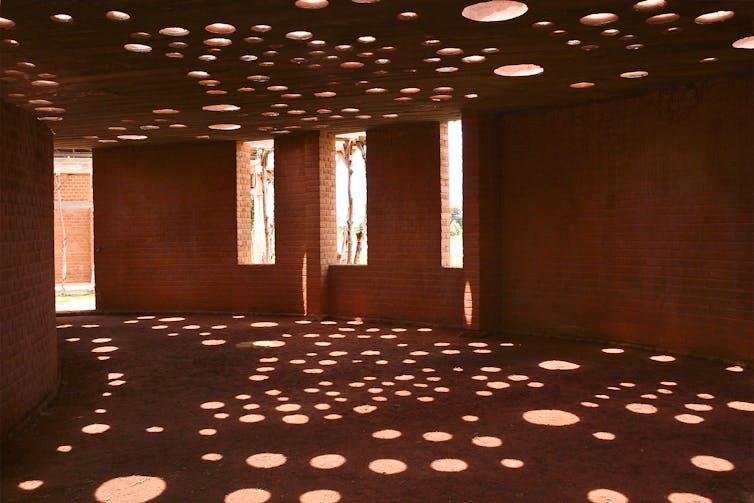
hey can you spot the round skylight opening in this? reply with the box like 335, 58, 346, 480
286, 31, 313, 40
296, 0, 329, 8
0, 17, 16, 29
695, 11, 734, 24
398, 12, 419, 21
494, 64, 543, 76
205, 23, 236, 34
646, 13, 679, 25
51, 14, 73, 23
633, 0, 666, 12
159, 27, 189, 36
462, 55, 486, 63
570, 82, 594, 89
106, 11, 131, 22
203, 104, 240, 112
732, 36, 754, 49
208, 124, 241, 130
620, 70, 648, 78
579, 13, 618, 26
251, 25, 272, 33
124, 44, 152, 53
204, 38, 232, 47
462, 1, 528, 22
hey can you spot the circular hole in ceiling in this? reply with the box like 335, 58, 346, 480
296, 0, 329, 8
209, 123, 241, 130
358, 35, 376, 43
286, 31, 313, 40
205, 23, 235, 34
0, 17, 16, 29
251, 25, 272, 33
204, 38, 232, 47
695, 11, 734, 24
579, 13, 618, 26
203, 104, 240, 112
31, 79, 59, 87
169, 41, 188, 48
633, 0, 666, 12
51, 14, 73, 23
106, 11, 130, 22
620, 70, 648, 78
462, 55, 486, 63
462, 1, 528, 22
437, 47, 463, 56
340, 61, 364, 69
159, 27, 189, 36
732, 36, 754, 49
646, 13, 679, 24
494, 64, 543, 76
570, 82, 594, 89
124, 43, 152, 53
398, 12, 418, 21
117, 135, 148, 141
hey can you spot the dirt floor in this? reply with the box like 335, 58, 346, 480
2, 314, 752, 503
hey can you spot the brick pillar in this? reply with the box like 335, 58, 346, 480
366, 122, 444, 269
1, 100, 58, 437
236, 142, 252, 265
462, 111, 502, 331
274, 131, 337, 316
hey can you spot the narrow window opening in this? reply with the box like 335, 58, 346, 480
443, 119, 463, 268
336, 132, 367, 264
238, 140, 275, 264
54, 150, 96, 312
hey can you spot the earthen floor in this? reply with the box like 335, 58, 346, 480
2, 314, 752, 502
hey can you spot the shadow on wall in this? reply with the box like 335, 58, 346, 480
2, 315, 751, 502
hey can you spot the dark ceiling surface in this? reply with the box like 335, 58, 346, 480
1, 0, 751, 149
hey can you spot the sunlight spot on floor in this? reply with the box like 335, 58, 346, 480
423, 431, 453, 442
18, 480, 43, 491
472, 435, 502, 447
523, 410, 580, 426
310, 454, 347, 469
246, 453, 287, 468
94, 475, 166, 503
690, 455, 735, 472
587, 488, 628, 503
626, 403, 658, 414
299, 489, 341, 503
500, 458, 524, 468
82, 423, 110, 434
539, 360, 580, 370
727, 401, 754, 411
369, 458, 407, 474
239, 414, 266, 423
225, 488, 272, 503
667, 492, 713, 503
430, 458, 468, 472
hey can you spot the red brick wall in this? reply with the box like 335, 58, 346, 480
493, 76, 753, 360
328, 122, 467, 326
53, 173, 93, 284
93, 135, 336, 314
0, 100, 58, 437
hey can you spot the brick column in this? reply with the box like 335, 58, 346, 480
462, 111, 502, 331
274, 131, 337, 316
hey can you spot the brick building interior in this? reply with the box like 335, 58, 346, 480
1, 1, 752, 502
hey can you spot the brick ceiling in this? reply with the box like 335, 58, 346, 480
1, 0, 751, 149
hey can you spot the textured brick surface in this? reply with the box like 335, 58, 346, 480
94, 134, 337, 314
493, 76, 753, 360
53, 173, 93, 283
0, 100, 58, 437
